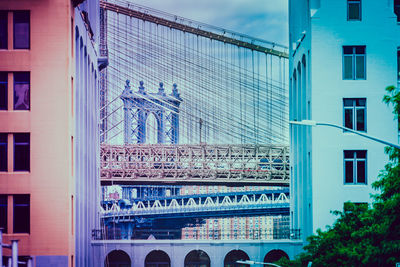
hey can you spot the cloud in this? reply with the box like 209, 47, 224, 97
125, 0, 288, 45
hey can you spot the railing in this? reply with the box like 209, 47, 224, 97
92, 228, 301, 241
100, 144, 290, 185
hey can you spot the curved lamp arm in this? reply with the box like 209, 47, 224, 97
289, 120, 400, 149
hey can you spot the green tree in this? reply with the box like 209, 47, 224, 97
282, 86, 400, 267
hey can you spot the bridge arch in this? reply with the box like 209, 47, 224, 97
145, 250, 170, 267
264, 249, 289, 263
104, 249, 131, 267
145, 112, 159, 144
224, 249, 250, 267
184, 249, 210, 267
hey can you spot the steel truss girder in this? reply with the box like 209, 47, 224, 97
100, 144, 290, 185
102, 191, 289, 221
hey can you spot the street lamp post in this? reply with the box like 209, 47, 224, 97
289, 120, 400, 149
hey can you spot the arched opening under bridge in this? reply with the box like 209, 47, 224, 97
145, 250, 170, 267
224, 249, 250, 267
184, 250, 210, 267
104, 250, 131, 267
264, 249, 289, 263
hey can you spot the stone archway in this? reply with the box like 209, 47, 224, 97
145, 250, 171, 267
264, 249, 289, 263
184, 250, 211, 267
224, 249, 250, 267
104, 250, 131, 267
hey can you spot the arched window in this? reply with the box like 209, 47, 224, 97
224, 250, 250, 267
146, 112, 158, 144
184, 250, 210, 267
145, 250, 170, 267
264, 249, 289, 263
104, 250, 131, 267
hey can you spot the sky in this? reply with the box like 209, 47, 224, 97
127, 0, 289, 46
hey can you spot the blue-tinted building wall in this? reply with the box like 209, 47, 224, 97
74, 0, 101, 266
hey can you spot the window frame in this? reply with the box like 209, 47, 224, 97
394, 0, 400, 22
13, 10, 30, 50
344, 150, 367, 185
0, 11, 7, 49
13, 194, 30, 234
0, 72, 7, 110
13, 133, 30, 172
0, 195, 7, 233
13, 72, 30, 110
343, 98, 366, 132
343, 46, 366, 80
0, 133, 7, 172
347, 0, 361, 21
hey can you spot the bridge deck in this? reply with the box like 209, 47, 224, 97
101, 144, 290, 185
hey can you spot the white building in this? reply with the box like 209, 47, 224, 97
289, 0, 400, 241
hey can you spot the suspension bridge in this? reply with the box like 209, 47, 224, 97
95, 0, 294, 250
93, 2, 301, 266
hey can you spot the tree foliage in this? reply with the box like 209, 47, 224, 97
280, 86, 400, 267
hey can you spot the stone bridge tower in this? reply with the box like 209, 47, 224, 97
120, 80, 182, 144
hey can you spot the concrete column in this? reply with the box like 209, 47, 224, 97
11, 240, 18, 267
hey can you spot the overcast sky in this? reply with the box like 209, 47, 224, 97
128, 0, 288, 46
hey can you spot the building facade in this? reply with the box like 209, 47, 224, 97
289, 0, 400, 241
0, 0, 100, 266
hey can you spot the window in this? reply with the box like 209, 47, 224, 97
344, 150, 367, 184
395, 0, 400, 22
13, 11, 30, 49
0, 133, 7, 171
0, 195, 7, 232
14, 72, 30, 110
343, 46, 366, 80
0, 11, 7, 49
344, 98, 366, 131
347, 0, 361, 21
397, 49, 400, 81
14, 133, 30, 171
0, 72, 6, 110
13, 194, 30, 233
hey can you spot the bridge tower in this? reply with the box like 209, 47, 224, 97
121, 80, 182, 144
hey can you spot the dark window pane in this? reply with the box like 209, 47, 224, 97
344, 99, 354, 106
356, 150, 366, 158
0, 195, 7, 232
343, 46, 353, 54
344, 151, 354, 159
356, 109, 365, 131
0, 133, 7, 171
356, 98, 366, 106
13, 11, 30, 49
355, 55, 365, 79
14, 72, 30, 110
14, 133, 29, 143
355, 46, 365, 54
348, 2, 361, 20
398, 50, 400, 80
395, 0, 400, 21
0, 72, 6, 110
343, 56, 353, 79
357, 161, 366, 183
13, 195, 30, 233
14, 133, 30, 171
0, 11, 7, 49
345, 161, 354, 183
345, 109, 353, 129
